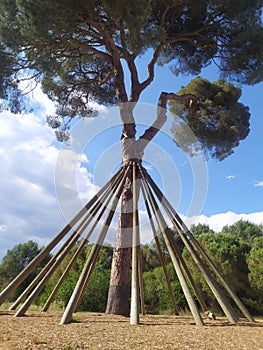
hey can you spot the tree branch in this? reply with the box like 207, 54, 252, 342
139, 44, 164, 93
136, 92, 198, 158
104, 33, 128, 103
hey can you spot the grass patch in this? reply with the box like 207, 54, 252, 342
0, 301, 64, 312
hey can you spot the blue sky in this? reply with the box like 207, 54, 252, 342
138, 60, 263, 217
0, 58, 262, 261
83, 56, 263, 219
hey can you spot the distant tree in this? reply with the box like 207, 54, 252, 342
143, 263, 186, 314
140, 243, 161, 272
191, 223, 215, 236
0, 241, 51, 301
247, 237, 263, 291
222, 220, 263, 245
0, 1, 262, 315
39, 243, 112, 311
140, 229, 184, 273
183, 232, 253, 312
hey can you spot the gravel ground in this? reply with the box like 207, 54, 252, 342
0, 311, 263, 350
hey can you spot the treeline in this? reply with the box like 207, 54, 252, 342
0, 220, 262, 315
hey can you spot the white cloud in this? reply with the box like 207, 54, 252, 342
0, 86, 262, 262
226, 175, 236, 179
0, 95, 99, 261
254, 181, 263, 187
183, 211, 263, 232
19, 81, 56, 117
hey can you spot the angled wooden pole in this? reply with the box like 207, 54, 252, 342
42, 237, 87, 312
73, 172, 127, 313
162, 227, 204, 325
11, 217, 89, 311
60, 240, 105, 324
14, 167, 126, 316
182, 229, 255, 322
140, 183, 179, 315
154, 235, 180, 315
167, 230, 208, 313
11, 173, 116, 311
167, 212, 238, 324
143, 167, 239, 324
0, 224, 74, 306
130, 162, 140, 325
60, 163, 131, 325
138, 163, 204, 326
138, 244, 146, 316
0, 167, 123, 306
43, 167, 126, 312
14, 227, 85, 317
144, 168, 254, 321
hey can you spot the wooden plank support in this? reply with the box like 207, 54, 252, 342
167, 230, 208, 313
145, 168, 255, 322
14, 226, 87, 317
152, 188, 254, 321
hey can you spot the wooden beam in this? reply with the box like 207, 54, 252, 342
140, 183, 179, 315
0, 167, 123, 305
60, 163, 131, 324
143, 167, 239, 324
130, 162, 140, 325
138, 163, 204, 326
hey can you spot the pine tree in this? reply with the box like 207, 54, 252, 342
0, 0, 262, 315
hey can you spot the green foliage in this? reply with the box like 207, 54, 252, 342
222, 220, 263, 245
143, 263, 187, 314
247, 237, 263, 290
140, 243, 161, 272
1, 221, 263, 315
153, 0, 263, 83
170, 77, 251, 160
197, 233, 250, 289
191, 223, 215, 236
0, 44, 27, 113
39, 243, 113, 312
0, 240, 51, 301
0, 0, 262, 146
186, 221, 263, 314
79, 269, 110, 312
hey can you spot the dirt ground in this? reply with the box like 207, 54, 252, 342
0, 311, 262, 350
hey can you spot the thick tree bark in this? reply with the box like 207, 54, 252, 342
105, 192, 133, 316
106, 105, 135, 316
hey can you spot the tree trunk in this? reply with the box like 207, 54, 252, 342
106, 93, 195, 315
105, 200, 133, 316
106, 104, 136, 316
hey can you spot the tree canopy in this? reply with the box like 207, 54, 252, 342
170, 77, 251, 159
0, 0, 262, 159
